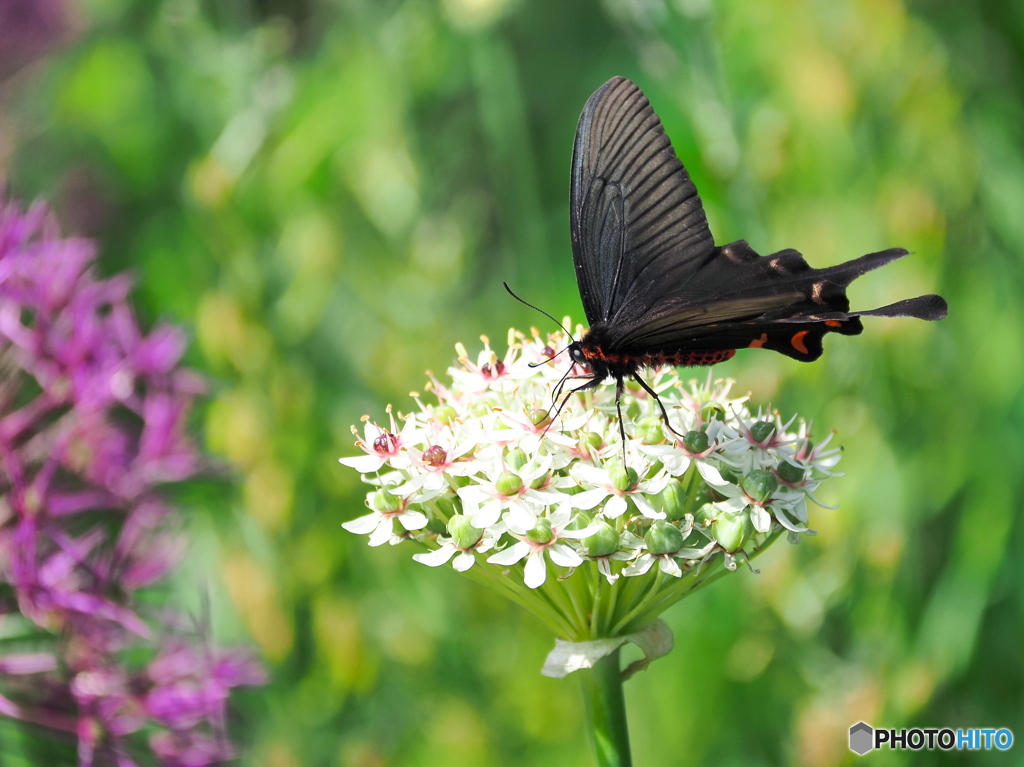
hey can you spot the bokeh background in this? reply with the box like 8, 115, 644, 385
2, 0, 1022, 764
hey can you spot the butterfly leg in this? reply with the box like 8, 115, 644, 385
545, 374, 601, 437
631, 372, 686, 439
615, 377, 628, 467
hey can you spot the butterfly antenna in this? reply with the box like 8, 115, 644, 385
503, 282, 576, 341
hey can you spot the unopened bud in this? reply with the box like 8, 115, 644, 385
495, 471, 524, 497
636, 417, 665, 445
682, 430, 710, 454
742, 470, 778, 504
749, 421, 776, 444
448, 515, 483, 549
713, 511, 751, 552
583, 522, 620, 557
527, 518, 554, 545
609, 464, 639, 493
645, 521, 683, 555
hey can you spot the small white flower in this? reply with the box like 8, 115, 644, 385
570, 460, 668, 520
486, 506, 589, 589
341, 486, 429, 547
339, 407, 420, 473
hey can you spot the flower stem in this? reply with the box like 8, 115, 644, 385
580, 647, 632, 767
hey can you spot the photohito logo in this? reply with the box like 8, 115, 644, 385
849, 722, 1014, 755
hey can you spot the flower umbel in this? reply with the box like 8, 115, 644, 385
341, 326, 841, 654
0, 192, 264, 764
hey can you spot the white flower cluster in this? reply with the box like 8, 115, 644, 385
341, 326, 840, 594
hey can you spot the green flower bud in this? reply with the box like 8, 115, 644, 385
750, 420, 776, 444
700, 402, 726, 421
645, 521, 683, 555
578, 432, 603, 454
495, 471, 524, 497
372, 486, 402, 513
656, 479, 689, 521
434, 405, 457, 425
471, 402, 491, 418
609, 463, 639, 493
530, 472, 549, 490
527, 518, 554, 545
636, 417, 666, 445
505, 447, 528, 471
742, 469, 778, 504
682, 430, 710, 454
584, 522, 620, 557
692, 502, 717, 526
447, 514, 483, 549
776, 460, 805, 484
528, 407, 551, 428
713, 511, 751, 552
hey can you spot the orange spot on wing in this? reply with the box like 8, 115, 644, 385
791, 330, 810, 354
824, 320, 842, 328
748, 333, 769, 349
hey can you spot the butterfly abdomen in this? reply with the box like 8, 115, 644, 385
581, 332, 736, 375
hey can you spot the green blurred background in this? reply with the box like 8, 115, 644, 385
2, 0, 1022, 764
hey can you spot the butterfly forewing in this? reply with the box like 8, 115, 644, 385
570, 76, 716, 328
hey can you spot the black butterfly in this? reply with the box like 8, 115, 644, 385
509, 76, 947, 441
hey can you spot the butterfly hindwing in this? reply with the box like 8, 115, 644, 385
606, 240, 946, 355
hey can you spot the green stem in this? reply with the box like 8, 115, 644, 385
580, 647, 632, 767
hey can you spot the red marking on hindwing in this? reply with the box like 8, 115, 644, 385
791, 331, 810, 354
824, 320, 842, 328
748, 333, 769, 349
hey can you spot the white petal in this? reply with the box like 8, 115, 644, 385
368, 518, 395, 547
597, 558, 619, 584
548, 543, 583, 568
659, 557, 683, 578
571, 464, 610, 485
570, 488, 610, 511
714, 496, 747, 514
631, 493, 665, 520
604, 495, 628, 519
547, 503, 572, 529
660, 454, 691, 476
504, 502, 537, 535
619, 531, 646, 548
457, 485, 490, 505
487, 541, 530, 566
339, 453, 387, 473
412, 545, 458, 567
775, 506, 809, 533
470, 500, 502, 529
398, 510, 428, 531
696, 461, 730, 486
623, 554, 655, 577
452, 552, 477, 571
342, 512, 382, 535
750, 506, 771, 534
640, 474, 669, 495
524, 553, 548, 588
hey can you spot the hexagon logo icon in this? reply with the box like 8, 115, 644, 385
849, 722, 874, 756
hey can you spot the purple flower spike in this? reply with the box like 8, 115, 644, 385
0, 189, 263, 763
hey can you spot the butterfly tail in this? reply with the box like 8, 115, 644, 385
854, 294, 948, 321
